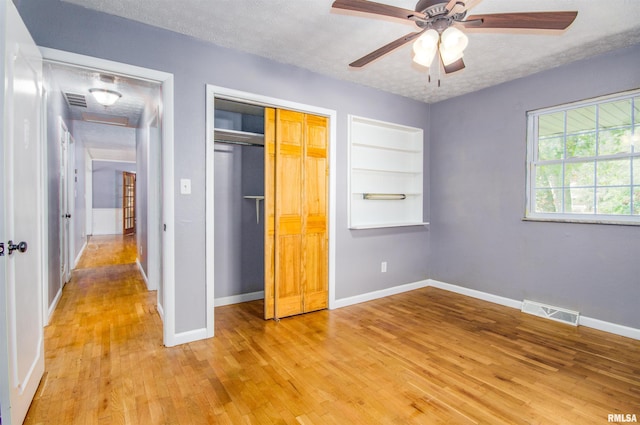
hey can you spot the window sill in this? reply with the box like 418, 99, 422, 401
523, 215, 640, 226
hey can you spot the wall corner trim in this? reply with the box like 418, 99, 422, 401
166, 328, 208, 347
426, 279, 640, 341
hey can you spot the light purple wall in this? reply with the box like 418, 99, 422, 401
43, 64, 71, 306
430, 44, 640, 328
17, 1, 431, 333
92, 161, 136, 209
72, 129, 86, 261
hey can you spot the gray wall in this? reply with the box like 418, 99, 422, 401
430, 44, 640, 328
92, 161, 136, 208
136, 123, 149, 276
72, 131, 86, 260
214, 143, 265, 299
17, 1, 431, 334
43, 63, 71, 306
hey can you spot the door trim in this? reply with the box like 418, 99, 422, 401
38, 47, 178, 347
205, 85, 338, 337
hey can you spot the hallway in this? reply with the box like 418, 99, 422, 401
26, 235, 162, 424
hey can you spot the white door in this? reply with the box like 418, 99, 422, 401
1, 1, 45, 424
59, 120, 70, 284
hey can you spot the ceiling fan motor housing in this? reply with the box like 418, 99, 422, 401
414, 0, 467, 31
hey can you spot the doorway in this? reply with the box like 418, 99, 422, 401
205, 86, 338, 334
40, 47, 178, 346
123, 171, 136, 235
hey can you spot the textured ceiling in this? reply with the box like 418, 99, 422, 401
45, 61, 161, 161
60, 0, 640, 103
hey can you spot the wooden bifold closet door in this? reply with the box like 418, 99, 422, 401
264, 108, 329, 320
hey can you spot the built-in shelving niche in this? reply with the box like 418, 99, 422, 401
348, 115, 428, 229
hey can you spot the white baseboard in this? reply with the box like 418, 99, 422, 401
45, 286, 63, 326
156, 303, 164, 322
426, 279, 640, 341
136, 259, 150, 290
167, 327, 209, 347
578, 316, 640, 340
74, 240, 87, 269
215, 291, 264, 307
332, 280, 430, 309
427, 279, 523, 310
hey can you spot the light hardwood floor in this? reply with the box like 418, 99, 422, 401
25, 236, 640, 424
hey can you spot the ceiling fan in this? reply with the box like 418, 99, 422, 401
331, 0, 578, 75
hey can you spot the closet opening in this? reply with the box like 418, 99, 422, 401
213, 99, 266, 307
206, 86, 337, 334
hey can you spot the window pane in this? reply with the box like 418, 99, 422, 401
538, 112, 564, 137
566, 133, 596, 158
535, 189, 561, 213
565, 161, 594, 187
599, 99, 631, 129
634, 157, 640, 185
597, 187, 631, 214
597, 159, 631, 186
599, 128, 631, 156
634, 97, 640, 125
565, 188, 594, 214
634, 188, 640, 215
567, 105, 595, 133
535, 164, 562, 188
537, 136, 564, 160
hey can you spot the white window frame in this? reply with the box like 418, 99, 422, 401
525, 89, 640, 225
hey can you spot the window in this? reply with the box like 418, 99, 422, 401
526, 89, 640, 224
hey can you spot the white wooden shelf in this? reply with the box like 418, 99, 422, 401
350, 222, 429, 230
348, 115, 424, 229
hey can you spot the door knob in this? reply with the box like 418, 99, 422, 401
7, 240, 28, 255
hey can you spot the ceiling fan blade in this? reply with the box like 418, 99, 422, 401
444, 0, 466, 16
465, 11, 578, 30
349, 30, 425, 68
442, 57, 465, 74
332, 0, 426, 21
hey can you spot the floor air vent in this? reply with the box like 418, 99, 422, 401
521, 300, 579, 326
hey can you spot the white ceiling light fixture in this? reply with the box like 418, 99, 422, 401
412, 26, 468, 68
89, 88, 122, 106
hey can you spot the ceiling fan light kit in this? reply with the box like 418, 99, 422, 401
332, 0, 577, 77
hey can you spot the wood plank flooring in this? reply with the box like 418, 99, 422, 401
25, 236, 640, 424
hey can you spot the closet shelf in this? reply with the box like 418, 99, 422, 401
351, 167, 421, 175
214, 128, 264, 146
351, 142, 421, 153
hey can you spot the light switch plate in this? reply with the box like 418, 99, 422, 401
180, 178, 191, 195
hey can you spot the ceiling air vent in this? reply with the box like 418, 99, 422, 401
64, 92, 87, 108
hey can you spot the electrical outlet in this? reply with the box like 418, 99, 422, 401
381, 261, 387, 273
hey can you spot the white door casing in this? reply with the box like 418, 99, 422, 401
1, 1, 46, 424
59, 119, 69, 284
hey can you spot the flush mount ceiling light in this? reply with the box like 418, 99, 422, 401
89, 88, 122, 106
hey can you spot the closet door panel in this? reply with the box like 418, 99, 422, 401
303, 115, 329, 313
274, 110, 305, 317
264, 108, 276, 319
